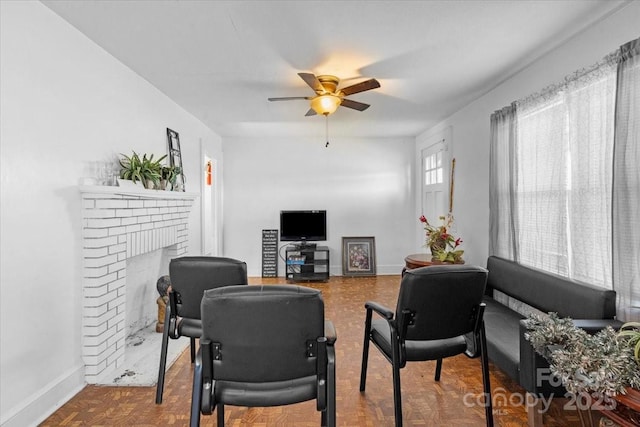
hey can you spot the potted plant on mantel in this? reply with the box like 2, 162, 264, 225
118, 151, 167, 190
160, 165, 181, 191
524, 313, 640, 426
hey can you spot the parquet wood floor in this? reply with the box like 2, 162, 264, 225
41, 275, 601, 426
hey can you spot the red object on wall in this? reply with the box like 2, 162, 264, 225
206, 161, 212, 186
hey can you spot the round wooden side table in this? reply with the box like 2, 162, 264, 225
403, 253, 465, 275
404, 253, 437, 270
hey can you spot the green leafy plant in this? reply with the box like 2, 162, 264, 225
618, 322, 640, 364
119, 152, 166, 189
119, 151, 144, 183
418, 213, 464, 262
161, 165, 181, 187
524, 313, 640, 397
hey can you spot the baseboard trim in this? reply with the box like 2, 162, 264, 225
330, 264, 403, 277
1, 364, 85, 427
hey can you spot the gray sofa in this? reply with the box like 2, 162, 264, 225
481, 256, 621, 400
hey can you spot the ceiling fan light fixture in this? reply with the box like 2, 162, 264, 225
311, 94, 341, 115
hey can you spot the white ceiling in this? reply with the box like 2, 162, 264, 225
43, 0, 627, 138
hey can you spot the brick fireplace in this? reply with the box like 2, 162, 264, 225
79, 185, 197, 384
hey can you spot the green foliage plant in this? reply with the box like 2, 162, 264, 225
524, 313, 640, 398
618, 322, 640, 364
119, 151, 167, 189
161, 165, 181, 188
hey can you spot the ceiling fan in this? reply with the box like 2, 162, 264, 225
268, 72, 381, 116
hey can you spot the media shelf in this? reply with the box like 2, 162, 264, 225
285, 245, 329, 282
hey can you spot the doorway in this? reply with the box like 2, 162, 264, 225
201, 145, 218, 256
416, 127, 452, 250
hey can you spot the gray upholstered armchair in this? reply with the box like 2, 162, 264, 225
155, 256, 248, 404
190, 284, 337, 427
359, 264, 493, 427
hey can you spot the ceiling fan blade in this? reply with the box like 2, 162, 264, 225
339, 78, 380, 96
268, 96, 311, 101
340, 98, 370, 111
298, 73, 324, 93
305, 108, 317, 117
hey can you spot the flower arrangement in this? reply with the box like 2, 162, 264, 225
418, 213, 464, 263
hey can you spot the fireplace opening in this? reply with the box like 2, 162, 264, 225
125, 249, 170, 338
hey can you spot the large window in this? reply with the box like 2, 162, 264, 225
514, 66, 616, 287
490, 38, 640, 321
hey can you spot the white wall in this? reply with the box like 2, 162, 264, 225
415, 1, 640, 268
223, 136, 416, 277
0, 2, 222, 426
2, 0, 638, 425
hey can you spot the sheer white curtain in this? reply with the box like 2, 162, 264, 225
489, 40, 640, 319
613, 38, 640, 321
489, 104, 518, 260
490, 55, 617, 286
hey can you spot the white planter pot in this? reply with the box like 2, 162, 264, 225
117, 178, 144, 188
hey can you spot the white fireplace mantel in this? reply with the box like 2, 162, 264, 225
79, 184, 199, 200
79, 185, 198, 383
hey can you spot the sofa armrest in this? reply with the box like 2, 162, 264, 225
572, 318, 623, 334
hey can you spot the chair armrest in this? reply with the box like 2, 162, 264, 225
325, 320, 337, 345
189, 345, 208, 425
364, 301, 394, 320
168, 291, 179, 339
199, 340, 214, 414
325, 335, 337, 427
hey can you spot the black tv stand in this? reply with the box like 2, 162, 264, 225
285, 245, 329, 282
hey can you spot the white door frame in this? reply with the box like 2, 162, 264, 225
415, 126, 452, 252
201, 143, 219, 256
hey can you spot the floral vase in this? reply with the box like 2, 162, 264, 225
430, 239, 446, 259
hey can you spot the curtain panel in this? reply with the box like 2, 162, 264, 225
489, 37, 639, 321
489, 105, 518, 261
613, 38, 640, 321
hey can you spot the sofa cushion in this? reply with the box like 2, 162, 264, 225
482, 297, 524, 382
486, 256, 616, 319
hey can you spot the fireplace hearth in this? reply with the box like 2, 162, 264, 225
80, 185, 197, 384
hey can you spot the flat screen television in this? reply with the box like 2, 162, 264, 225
280, 210, 327, 242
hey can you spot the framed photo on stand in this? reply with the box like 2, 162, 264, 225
342, 236, 376, 277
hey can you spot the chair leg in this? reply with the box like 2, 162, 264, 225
327, 346, 336, 427
217, 404, 225, 426
155, 306, 171, 404
190, 337, 196, 363
189, 351, 203, 427
391, 340, 402, 427
359, 309, 373, 392
479, 323, 494, 427
434, 358, 443, 381
391, 329, 403, 427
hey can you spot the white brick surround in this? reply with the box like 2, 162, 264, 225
79, 185, 198, 384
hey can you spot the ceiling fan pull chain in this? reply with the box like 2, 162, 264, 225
325, 115, 330, 148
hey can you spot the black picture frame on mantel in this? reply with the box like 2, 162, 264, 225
166, 128, 185, 191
